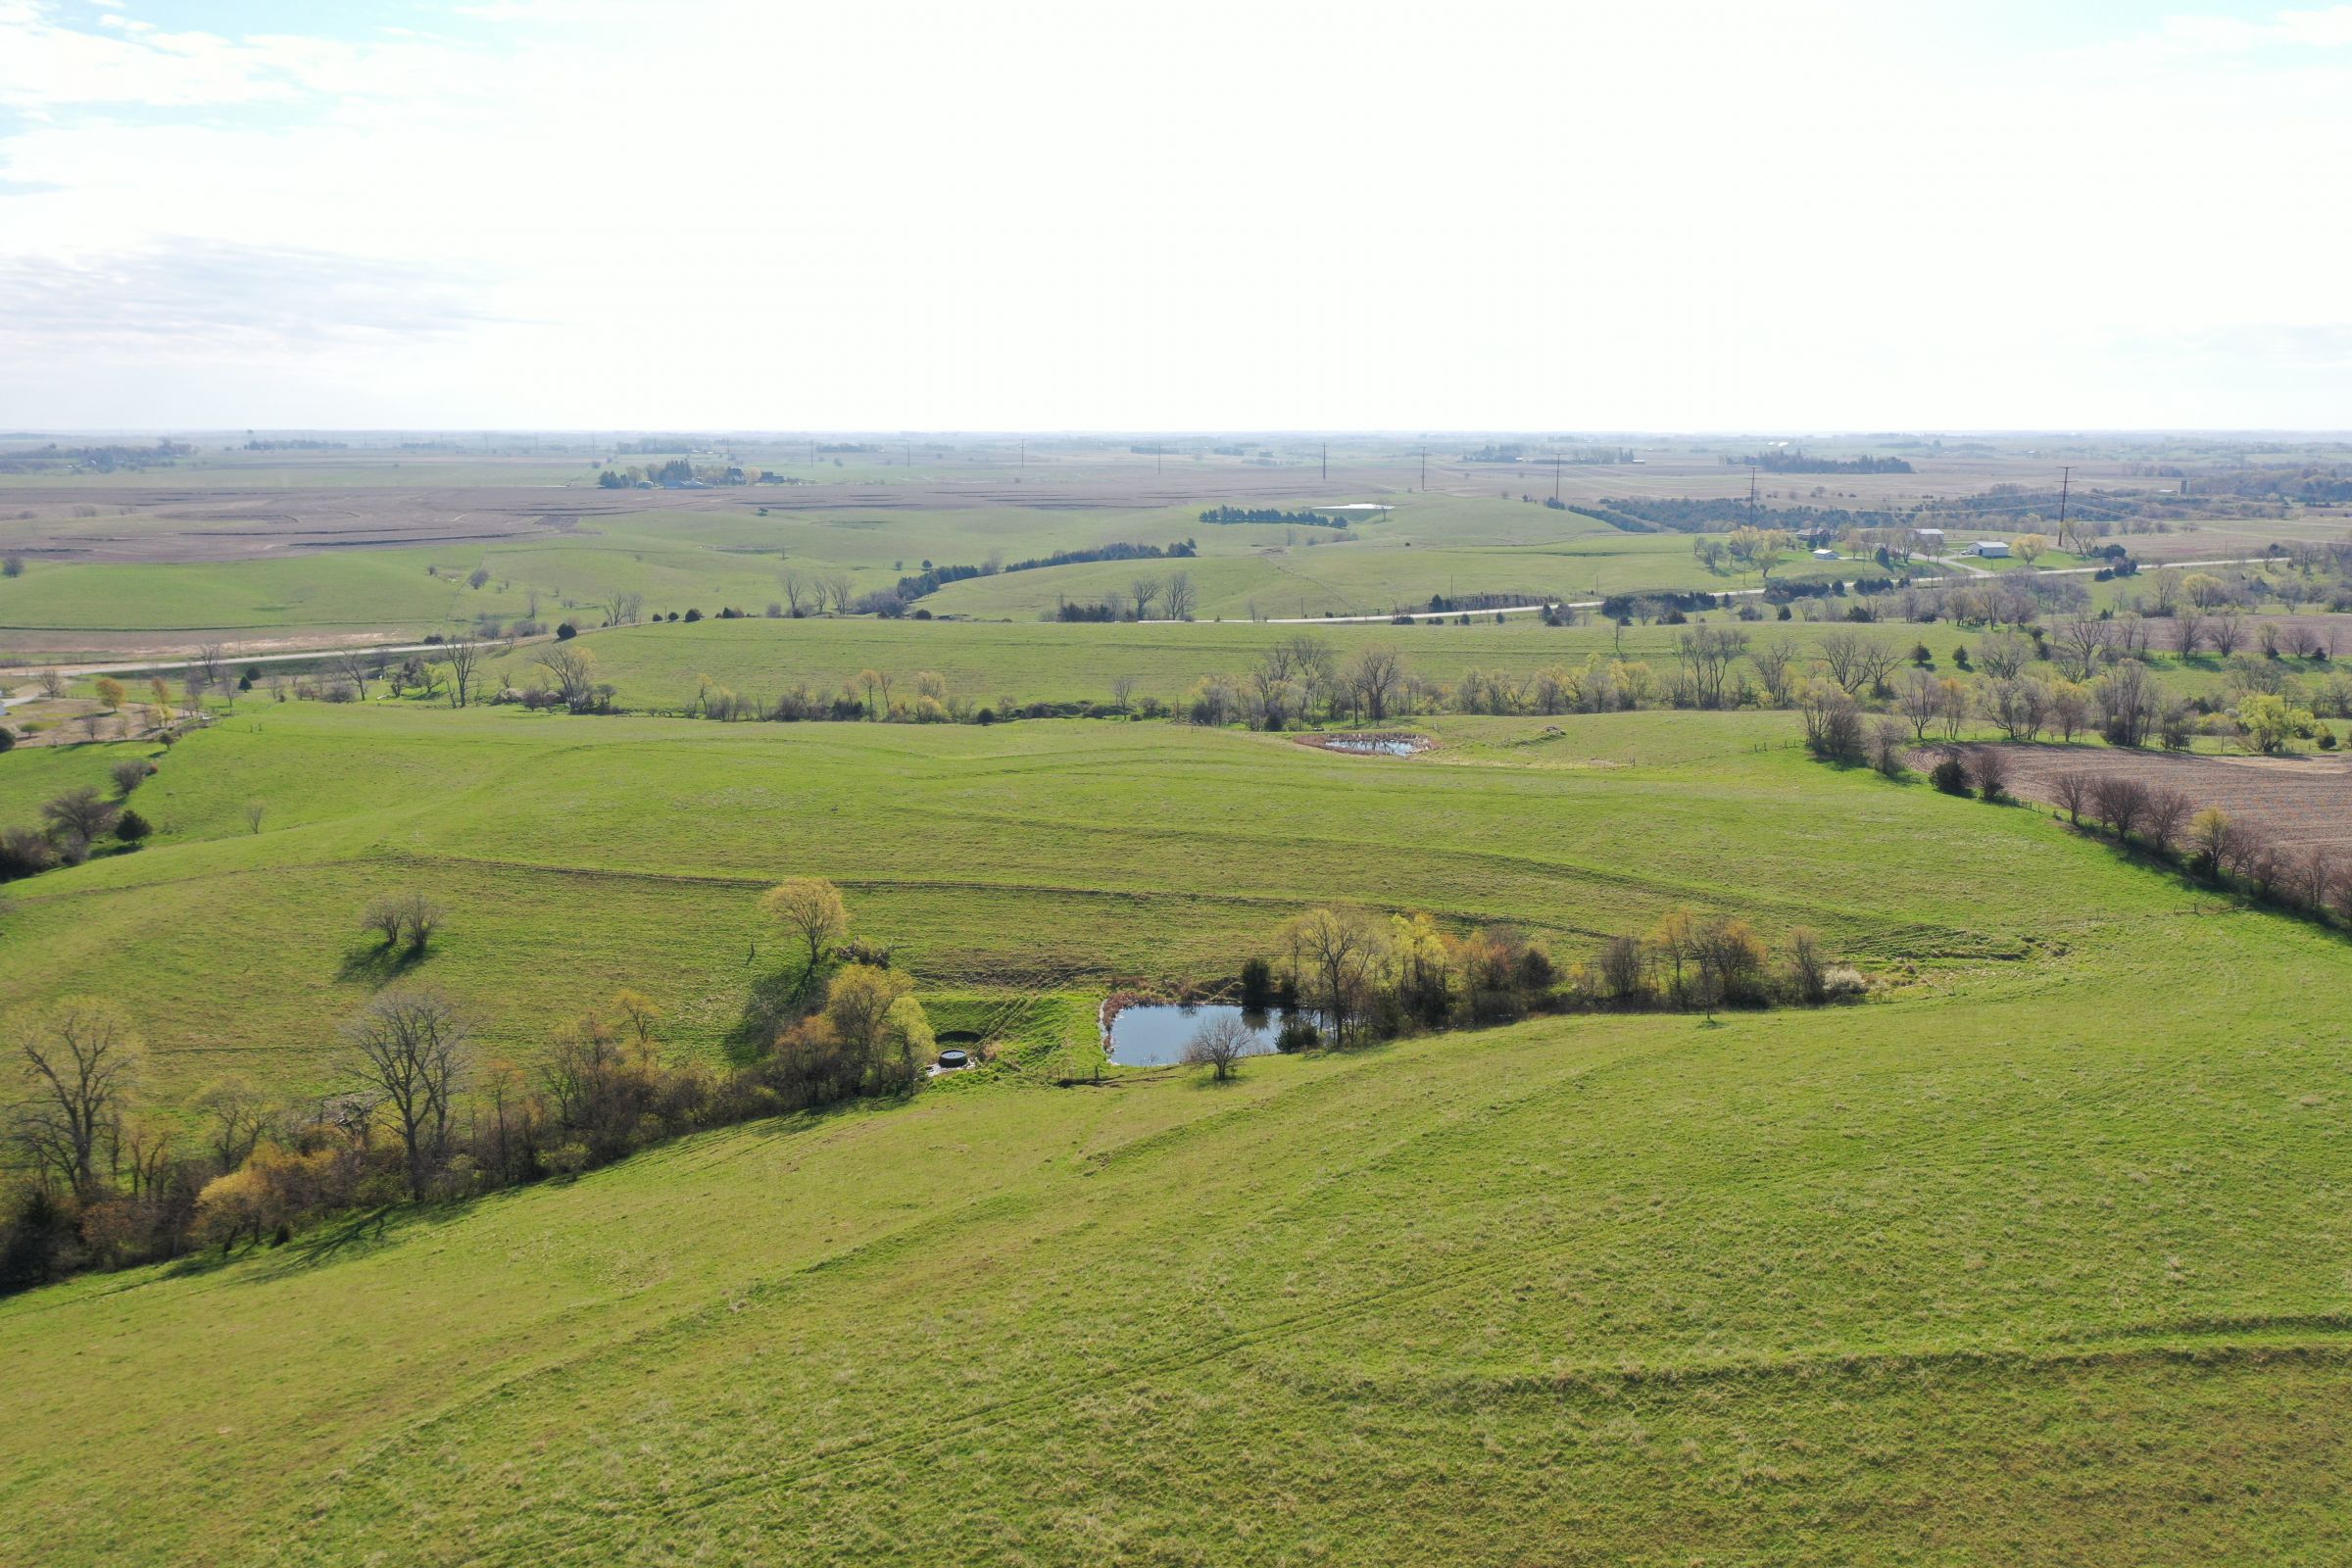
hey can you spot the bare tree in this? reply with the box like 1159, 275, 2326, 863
2173, 604, 2207, 656
36, 668, 66, 699
330, 651, 375, 701
1129, 578, 1161, 620
42, 786, 117, 844
822, 574, 856, 614
11, 1000, 141, 1195
1344, 646, 1405, 722
2208, 611, 2245, 658
1897, 668, 1942, 740
397, 892, 446, 950
2142, 786, 2193, 856
1749, 641, 1798, 708
443, 639, 484, 709
341, 990, 471, 1200
1183, 1014, 1253, 1081
1109, 674, 1139, 711
1816, 630, 1870, 695
533, 644, 599, 711
244, 801, 267, 834
2050, 770, 2093, 825
779, 569, 812, 616
192, 1074, 272, 1173
604, 590, 645, 627
1162, 572, 1197, 621
361, 896, 407, 947
1281, 906, 1383, 1046
193, 643, 229, 694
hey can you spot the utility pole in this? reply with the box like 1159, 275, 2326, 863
1321, 442, 1328, 482
1747, 464, 1759, 531
1420, 445, 1427, 490
1553, 453, 1561, 502
2056, 466, 2072, 540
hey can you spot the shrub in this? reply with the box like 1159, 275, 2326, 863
1968, 747, 2011, 801
113, 809, 152, 845
556, 622, 577, 640
1238, 956, 1275, 1009
1930, 756, 1970, 795
1276, 1014, 1322, 1052
0, 825, 55, 881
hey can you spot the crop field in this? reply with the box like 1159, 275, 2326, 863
1940, 741, 2352, 853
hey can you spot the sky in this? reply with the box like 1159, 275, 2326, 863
0, 0, 2347, 432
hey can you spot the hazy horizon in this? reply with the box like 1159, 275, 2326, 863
4, 1, 2349, 431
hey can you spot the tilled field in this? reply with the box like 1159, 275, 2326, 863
1925, 740, 2352, 851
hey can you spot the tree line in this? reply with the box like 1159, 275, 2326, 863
1188, 904, 1863, 1076
1, 879, 933, 1293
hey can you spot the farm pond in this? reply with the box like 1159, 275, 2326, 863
1104, 1004, 1298, 1066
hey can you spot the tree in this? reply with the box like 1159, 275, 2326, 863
329, 651, 374, 701
1162, 572, 1197, 621
94, 677, 125, 729
1343, 646, 1404, 723
1184, 1015, 1253, 1081
1816, 630, 1871, 695
2142, 785, 2193, 856
110, 759, 149, 799
1749, 641, 1797, 708
361, 897, 407, 947
443, 639, 484, 708
1897, 668, 1942, 740
533, 644, 599, 711
2050, 770, 2093, 826
822, 573, 856, 614
604, 590, 645, 627
1109, 674, 1139, 712
2234, 692, 2312, 756
41, 786, 116, 846
397, 892, 446, 950
341, 990, 471, 1200
2013, 532, 2049, 565
244, 801, 267, 834
1129, 578, 1161, 619
2189, 807, 2234, 878
779, 569, 812, 616
1675, 627, 1748, 710
1281, 906, 1384, 1046
762, 877, 848, 996
10, 999, 141, 1196
192, 1074, 272, 1173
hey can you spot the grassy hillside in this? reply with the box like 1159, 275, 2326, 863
0, 697, 2162, 1105
6, 948, 2350, 1564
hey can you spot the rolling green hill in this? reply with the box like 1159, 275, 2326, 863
5, 929, 2349, 1564
0, 701, 2151, 1105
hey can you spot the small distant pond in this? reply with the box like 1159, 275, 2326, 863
1105, 1004, 1299, 1066
1299, 730, 1430, 758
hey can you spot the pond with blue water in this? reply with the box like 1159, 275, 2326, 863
1104, 1004, 1306, 1066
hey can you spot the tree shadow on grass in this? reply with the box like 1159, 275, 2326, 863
335, 941, 428, 986
722, 962, 815, 1066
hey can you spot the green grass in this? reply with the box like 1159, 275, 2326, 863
0, 696, 2120, 1105
6, 903, 2351, 1563
9, 644, 2352, 1562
